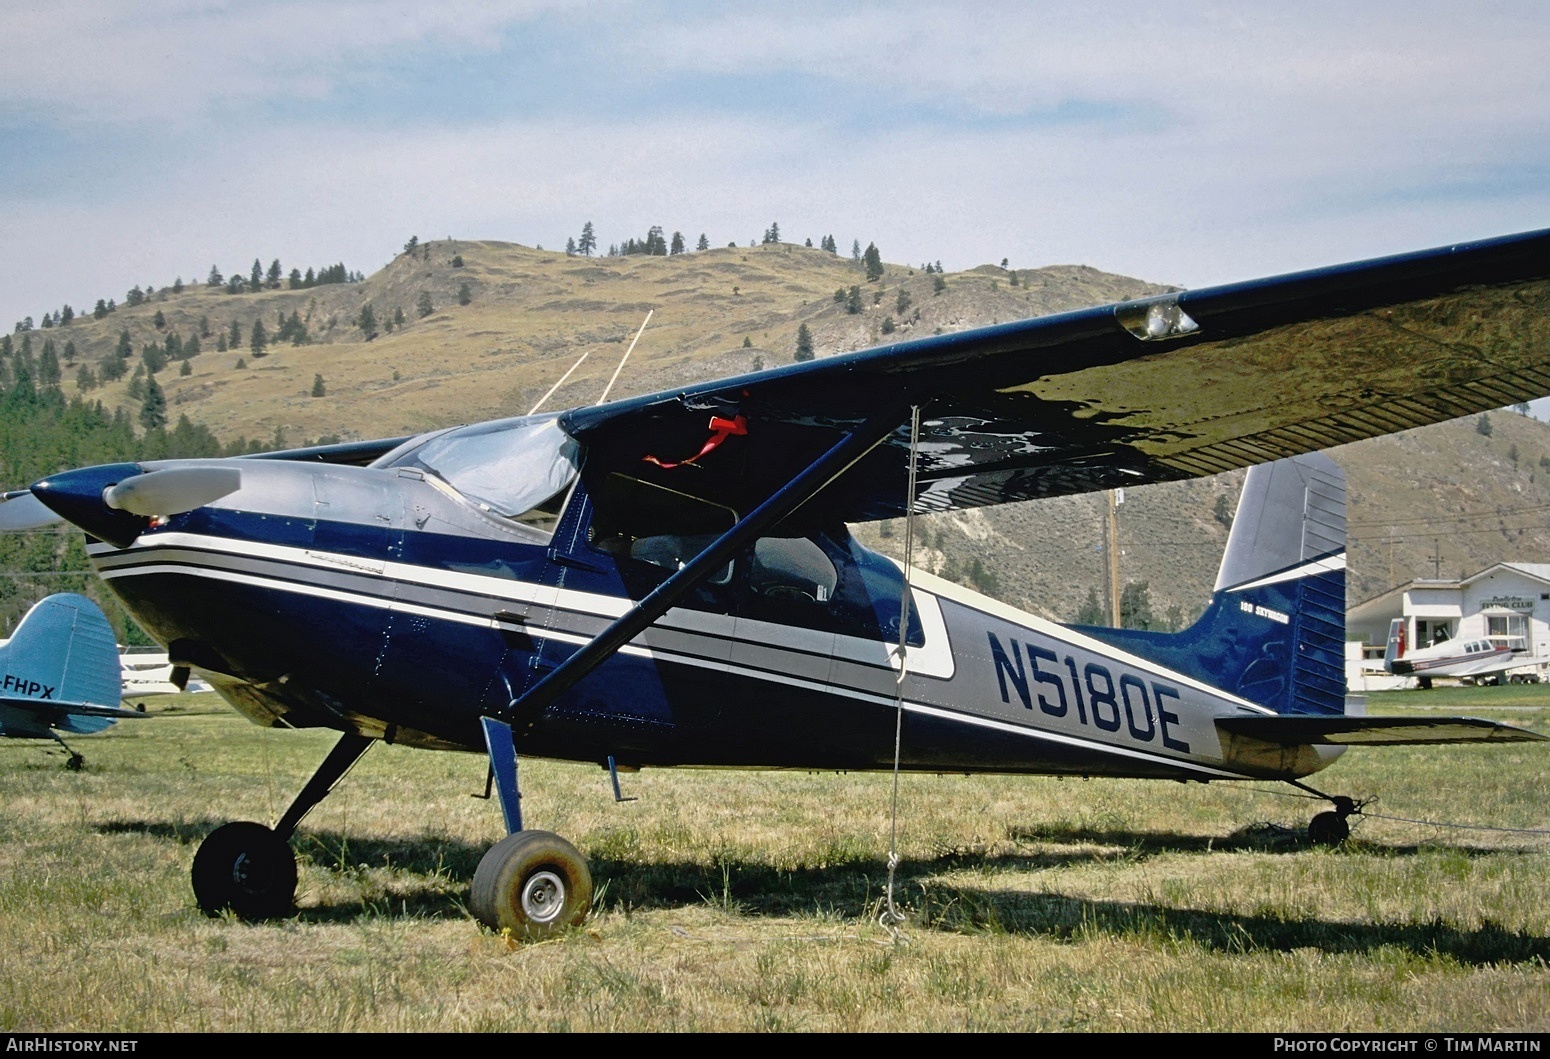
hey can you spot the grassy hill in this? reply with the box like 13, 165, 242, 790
15, 238, 1550, 628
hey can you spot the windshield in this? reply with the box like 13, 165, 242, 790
385, 414, 580, 519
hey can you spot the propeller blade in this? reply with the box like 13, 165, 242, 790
103, 466, 242, 516
0, 491, 61, 531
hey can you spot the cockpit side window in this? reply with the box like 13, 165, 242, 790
384, 414, 580, 531
588, 473, 738, 584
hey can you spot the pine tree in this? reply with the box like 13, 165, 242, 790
1075, 587, 1106, 625
250, 320, 268, 357
863, 242, 884, 281
358, 303, 378, 340
458, 282, 471, 306
117, 329, 133, 359
670, 231, 685, 255
578, 221, 597, 257
1120, 582, 1155, 631
207, 265, 223, 287
795, 322, 814, 362
696, 233, 709, 251
249, 259, 263, 291
311, 374, 326, 398
267, 259, 282, 288
417, 291, 435, 317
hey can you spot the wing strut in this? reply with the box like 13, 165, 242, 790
500, 403, 911, 736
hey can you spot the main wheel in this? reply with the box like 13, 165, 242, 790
191, 821, 298, 920
1308, 810, 1350, 846
471, 830, 592, 939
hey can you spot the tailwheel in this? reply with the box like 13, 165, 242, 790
191, 821, 298, 920
471, 830, 592, 939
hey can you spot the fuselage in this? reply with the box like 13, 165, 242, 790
68, 451, 1340, 783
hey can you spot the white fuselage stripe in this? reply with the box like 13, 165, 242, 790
92, 536, 1240, 779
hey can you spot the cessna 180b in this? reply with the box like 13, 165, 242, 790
4, 228, 1550, 936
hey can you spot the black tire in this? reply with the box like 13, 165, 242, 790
191, 821, 298, 920
1308, 810, 1350, 847
470, 830, 592, 939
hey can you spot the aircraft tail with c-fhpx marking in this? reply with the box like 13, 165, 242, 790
1071, 453, 1348, 718
0, 593, 133, 738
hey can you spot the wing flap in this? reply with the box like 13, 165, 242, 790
1216, 714, 1546, 746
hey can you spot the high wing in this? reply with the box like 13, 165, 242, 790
553, 227, 1550, 525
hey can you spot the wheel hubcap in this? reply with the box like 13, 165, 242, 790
521, 870, 566, 924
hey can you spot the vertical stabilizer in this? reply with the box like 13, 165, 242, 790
0, 594, 122, 726
1069, 453, 1347, 715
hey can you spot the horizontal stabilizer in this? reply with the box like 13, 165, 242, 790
0, 697, 146, 721
1217, 714, 1546, 746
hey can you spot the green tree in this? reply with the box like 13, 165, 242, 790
250, 320, 268, 357
696, 233, 709, 251
1074, 587, 1106, 625
458, 282, 472, 306
845, 286, 862, 314
117, 329, 133, 359
249, 259, 263, 291
863, 242, 884, 281
311, 374, 326, 397
139, 374, 168, 428
417, 291, 435, 318
795, 323, 813, 362
207, 265, 223, 287
578, 221, 597, 257
358, 303, 378, 340
1120, 581, 1155, 631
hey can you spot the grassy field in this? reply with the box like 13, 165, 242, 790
1, 686, 1547, 1032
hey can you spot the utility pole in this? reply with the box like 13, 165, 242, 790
1429, 539, 1443, 579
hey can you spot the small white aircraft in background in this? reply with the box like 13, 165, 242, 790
0, 593, 143, 768
1383, 619, 1537, 688
120, 648, 213, 698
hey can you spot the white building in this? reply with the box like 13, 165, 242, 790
1346, 563, 1550, 689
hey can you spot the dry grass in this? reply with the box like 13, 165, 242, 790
1, 688, 1548, 1032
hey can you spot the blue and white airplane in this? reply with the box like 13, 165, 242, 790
0, 592, 137, 769
4, 228, 1550, 935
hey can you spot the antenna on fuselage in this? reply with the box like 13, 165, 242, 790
596, 310, 653, 406
526, 350, 592, 416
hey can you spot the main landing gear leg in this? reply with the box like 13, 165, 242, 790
191, 732, 374, 919
468, 717, 592, 939
1292, 781, 1365, 846
50, 733, 85, 771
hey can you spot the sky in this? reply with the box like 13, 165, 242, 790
2, 1, 1549, 334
